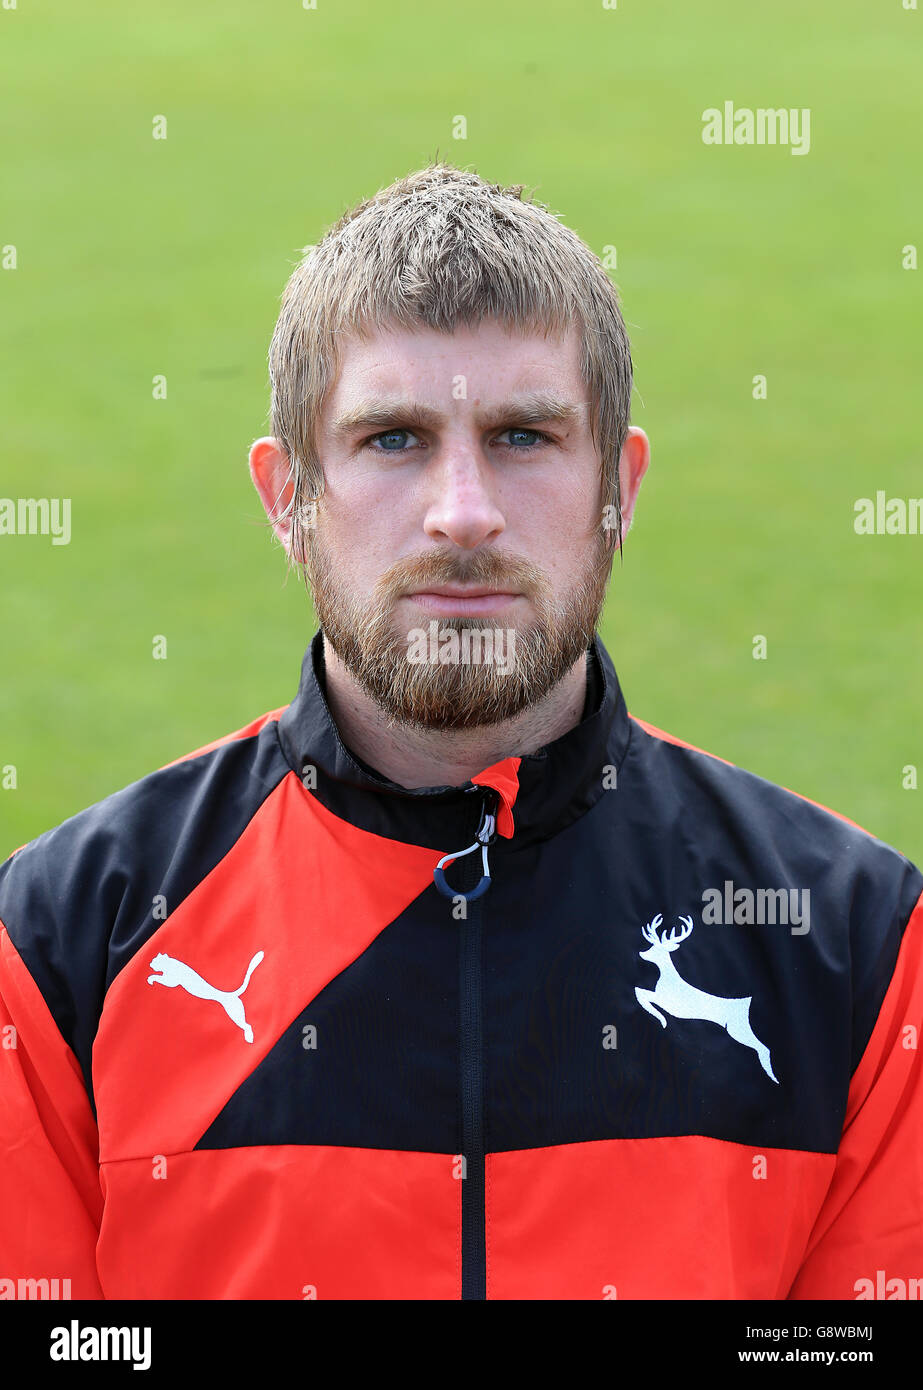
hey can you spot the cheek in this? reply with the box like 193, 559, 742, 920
517, 488, 599, 555
318, 506, 402, 583
512, 457, 598, 525
327, 473, 417, 549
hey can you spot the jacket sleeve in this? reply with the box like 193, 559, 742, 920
0, 920, 104, 1298
788, 888, 923, 1299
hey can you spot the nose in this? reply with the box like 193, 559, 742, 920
421, 440, 506, 550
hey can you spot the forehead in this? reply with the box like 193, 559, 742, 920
324, 319, 584, 403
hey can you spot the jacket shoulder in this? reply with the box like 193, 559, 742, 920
626, 712, 923, 1073
0, 706, 293, 1104
628, 710, 918, 869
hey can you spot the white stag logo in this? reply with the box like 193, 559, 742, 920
634, 914, 778, 1083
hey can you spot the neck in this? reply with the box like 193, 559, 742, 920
321, 634, 590, 790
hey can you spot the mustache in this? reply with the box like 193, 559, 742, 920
391, 552, 539, 595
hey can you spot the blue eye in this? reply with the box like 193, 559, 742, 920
364, 427, 550, 455
369, 429, 416, 452
503, 428, 545, 449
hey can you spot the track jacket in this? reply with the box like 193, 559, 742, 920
1, 630, 921, 1300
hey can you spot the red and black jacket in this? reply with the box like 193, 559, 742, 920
1, 631, 921, 1299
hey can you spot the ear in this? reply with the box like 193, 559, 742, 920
615, 427, 650, 541
249, 437, 301, 558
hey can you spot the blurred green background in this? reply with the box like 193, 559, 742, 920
1, 0, 920, 863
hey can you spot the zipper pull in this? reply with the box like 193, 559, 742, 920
433, 790, 498, 902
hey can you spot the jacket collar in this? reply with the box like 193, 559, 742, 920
276, 628, 631, 854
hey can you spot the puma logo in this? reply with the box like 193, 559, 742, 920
147, 950, 264, 1043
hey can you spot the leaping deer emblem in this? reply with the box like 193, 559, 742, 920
634, 914, 778, 1083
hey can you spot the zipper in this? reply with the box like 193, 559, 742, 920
432, 786, 499, 1301
460, 884, 486, 1299
432, 788, 498, 901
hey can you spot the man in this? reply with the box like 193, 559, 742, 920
1, 162, 921, 1301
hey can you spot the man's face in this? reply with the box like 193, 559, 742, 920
287, 320, 637, 730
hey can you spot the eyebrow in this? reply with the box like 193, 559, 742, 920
329, 391, 584, 439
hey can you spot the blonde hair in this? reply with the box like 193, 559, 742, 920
266, 160, 633, 571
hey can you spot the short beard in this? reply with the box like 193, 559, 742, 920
303, 527, 613, 731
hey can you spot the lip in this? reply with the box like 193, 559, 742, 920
410, 586, 518, 598
405, 588, 521, 615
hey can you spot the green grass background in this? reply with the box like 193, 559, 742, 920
1, 0, 920, 863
